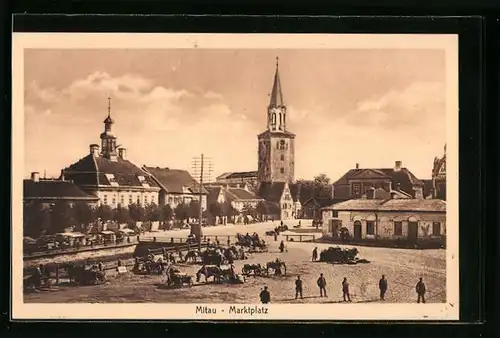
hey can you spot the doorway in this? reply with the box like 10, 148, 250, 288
408, 222, 418, 242
353, 221, 362, 240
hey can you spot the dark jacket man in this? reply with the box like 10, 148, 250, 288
312, 247, 318, 261
295, 276, 303, 299
416, 278, 426, 303
379, 275, 388, 300
342, 277, 351, 302
317, 273, 327, 297
260, 286, 271, 304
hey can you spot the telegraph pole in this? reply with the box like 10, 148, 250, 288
191, 154, 213, 250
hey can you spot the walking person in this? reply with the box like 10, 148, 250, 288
379, 275, 388, 301
295, 276, 303, 299
279, 240, 285, 253
317, 273, 327, 297
312, 247, 318, 262
342, 277, 352, 302
260, 286, 271, 304
416, 277, 426, 303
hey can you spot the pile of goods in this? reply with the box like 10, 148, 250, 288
319, 246, 370, 265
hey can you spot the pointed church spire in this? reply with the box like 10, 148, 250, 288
269, 56, 284, 107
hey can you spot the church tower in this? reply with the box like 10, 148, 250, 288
257, 57, 296, 183
100, 97, 118, 161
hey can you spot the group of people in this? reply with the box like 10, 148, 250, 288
259, 275, 428, 303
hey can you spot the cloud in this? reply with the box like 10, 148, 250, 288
24, 71, 259, 178
344, 81, 445, 129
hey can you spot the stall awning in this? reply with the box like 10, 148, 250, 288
119, 228, 135, 234
100, 230, 115, 235
57, 232, 85, 238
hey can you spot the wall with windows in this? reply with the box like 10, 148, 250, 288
159, 191, 207, 211
96, 190, 159, 208
323, 210, 446, 240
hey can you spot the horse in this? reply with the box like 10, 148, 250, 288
196, 265, 222, 283
183, 250, 202, 264
165, 265, 193, 288
241, 263, 263, 276
266, 260, 287, 276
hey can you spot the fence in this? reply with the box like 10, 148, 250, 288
23, 240, 208, 281
138, 234, 238, 245
283, 234, 316, 242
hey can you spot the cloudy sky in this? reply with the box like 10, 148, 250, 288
24, 48, 446, 181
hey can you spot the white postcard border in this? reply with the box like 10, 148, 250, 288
11, 33, 459, 321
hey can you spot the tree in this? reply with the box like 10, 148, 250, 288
73, 202, 96, 233
174, 203, 189, 222
50, 201, 77, 234
313, 174, 332, 198
188, 200, 201, 220
161, 204, 174, 222
145, 202, 162, 222
208, 202, 222, 217
242, 203, 257, 218
95, 204, 114, 223
23, 201, 51, 238
114, 204, 131, 224
128, 203, 146, 222
222, 201, 237, 223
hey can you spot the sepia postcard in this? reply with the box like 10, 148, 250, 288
12, 33, 459, 321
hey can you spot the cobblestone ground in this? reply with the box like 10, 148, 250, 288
24, 221, 446, 304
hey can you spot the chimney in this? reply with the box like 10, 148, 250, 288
31, 172, 40, 182
355, 163, 360, 169
330, 184, 335, 199
366, 187, 375, 200
60, 169, 65, 181
89, 144, 100, 157
394, 161, 402, 171
118, 148, 127, 160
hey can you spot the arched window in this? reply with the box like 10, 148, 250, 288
280, 154, 285, 161
279, 140, 286, 150
272, 113, 276, 126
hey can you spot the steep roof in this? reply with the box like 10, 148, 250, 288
257, 182, 286, 203
143, 166, 208, 194
63, 154, 159, 188
325, 198, 446, 213
332, 167, 424, 196
360, 188, 410, 200
269, 60, 284, 107
303, 197, 349, 208
24, 179, 99, 201
206, 186, 223, 205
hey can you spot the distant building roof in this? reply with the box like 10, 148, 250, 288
422, 179, 434, 198
303, 197, 349, 208
24, 179, 99, 201
226, 188, 262, 201
324, 198, 446, 213
223, 171, 258, 179
360, 188, 411, 200
206, 186, 223, 205
143, 166, 208, 195
63, 154, 159, 189
257, 182, 287, 203
332, 167, 424, 197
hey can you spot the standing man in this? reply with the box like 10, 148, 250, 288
342, 277, 352, 302
317, 273, 327, 297
279, 240, 285, 253
260, 286, 271, 304
416, 277, 426, 303
312, 247, 318, 262
295, 276, 303, 299
379, 275, 388, 301
274, 231, 278, 242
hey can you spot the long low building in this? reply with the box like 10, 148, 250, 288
321, 192, 446, 245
